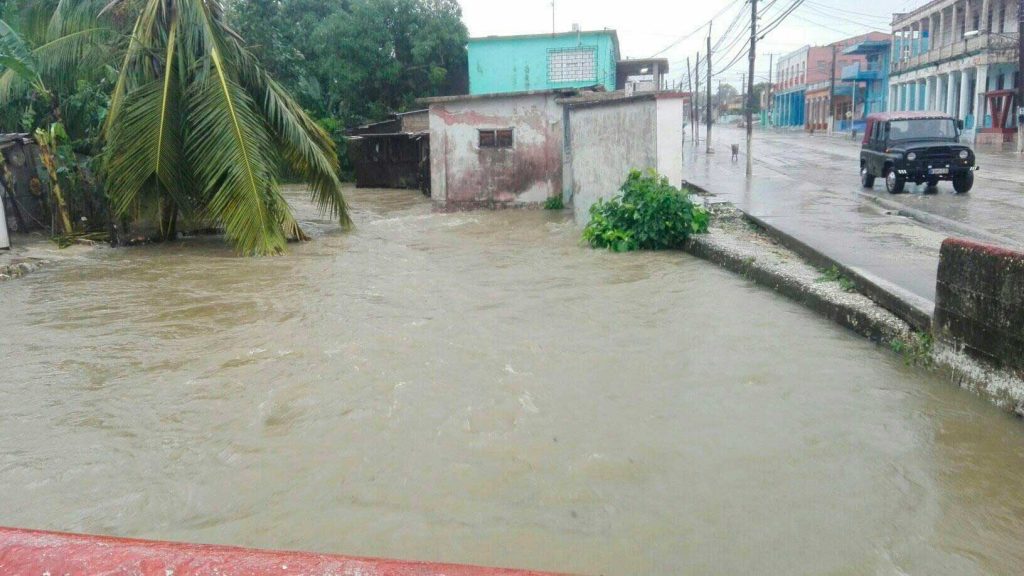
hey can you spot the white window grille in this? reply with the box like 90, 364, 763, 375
547, 47, 597, 83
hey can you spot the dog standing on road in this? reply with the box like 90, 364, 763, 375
730, 144, 740, 163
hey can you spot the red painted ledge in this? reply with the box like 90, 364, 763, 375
0, 527, 569, 576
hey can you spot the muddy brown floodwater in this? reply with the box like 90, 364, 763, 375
2, 187, 1024, 575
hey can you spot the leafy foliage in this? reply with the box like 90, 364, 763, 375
891, 332, 934, 367
583, 170, 709, 252
227, 0, 468, 125
0, 0, 117, 150
101, 0, 351, 255
817, 265, 857, 292
543, 195, 564, 210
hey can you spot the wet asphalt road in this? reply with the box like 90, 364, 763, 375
683, 126, 1024, 307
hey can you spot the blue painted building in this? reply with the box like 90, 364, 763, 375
841, 39, 892, 129
468, 30, 620, 95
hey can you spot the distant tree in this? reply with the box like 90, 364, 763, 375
713, 83, 738, 108
751, 82, 771, 114
228, 0, 468, 125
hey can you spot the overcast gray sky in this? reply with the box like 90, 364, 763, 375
459, 0, 929, 88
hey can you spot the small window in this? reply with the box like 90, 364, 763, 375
479, 128, 514, 149
496, 129, 514, 148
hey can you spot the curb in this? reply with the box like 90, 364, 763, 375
684, 235, 908, 344
738, 211, 934, 332
684, 180, 933, 332
856, 192, 1019, 248
0, 527, 568, 576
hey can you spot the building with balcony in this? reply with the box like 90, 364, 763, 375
841, 40, 892, 128
888, 0, 1019, 145
772, 32, 892, 129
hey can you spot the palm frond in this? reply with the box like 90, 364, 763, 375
0, 18, 47, 100
104, 20, 191, 220
234, 47, 351, 229
187, 52, 283, 255
105, 0, 161, 135
32, 27, 111, 78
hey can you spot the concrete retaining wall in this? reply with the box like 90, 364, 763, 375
0, 527, 565, 576
934, 238, 1024, 372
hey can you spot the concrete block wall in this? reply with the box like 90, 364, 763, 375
934, 238, 1024, 372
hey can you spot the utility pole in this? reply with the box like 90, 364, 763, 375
746, 0, 757, 176
767, 53, 774, 127
1017, 0, 1023, 154
687, 57, 695, 144
828, 44, 837, 134
695, 52, 702, 146
704, 25, 712, 152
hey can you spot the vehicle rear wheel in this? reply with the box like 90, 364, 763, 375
953, 171, 974, 194
860, 166, 875, 188
885, 169, 905, 194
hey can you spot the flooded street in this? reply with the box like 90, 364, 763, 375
2, 187, 1023, 575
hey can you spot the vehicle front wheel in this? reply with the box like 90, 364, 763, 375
861, 166, 875, 188
953, 171, 974, 194
885, 169, 905, 194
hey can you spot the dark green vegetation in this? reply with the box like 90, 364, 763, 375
543, 195, 564, 210
891, 331, 934, 367
817, 265, 857, 293
583, 170, 709, 252
227, 0, 467, 125
0, 0, 468, 254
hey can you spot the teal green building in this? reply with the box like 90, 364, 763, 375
468, 30, 620, 95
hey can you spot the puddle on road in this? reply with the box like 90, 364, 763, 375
1, 187, 1023, 575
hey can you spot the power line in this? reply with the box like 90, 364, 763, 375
649, 0, 742, 58
803, 0, 894, 21
802, 3, 891, 27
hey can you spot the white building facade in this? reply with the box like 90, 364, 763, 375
888, 0, 1019, 146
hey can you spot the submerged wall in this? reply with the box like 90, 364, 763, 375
934, 238, 1024, 373
428, 93, 563, 209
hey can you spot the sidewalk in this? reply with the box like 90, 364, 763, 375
683, 127, 947, 323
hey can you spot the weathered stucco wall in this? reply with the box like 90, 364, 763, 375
566, 99, 657, 223
429, 94, 563, 209
934, 238, 1024, 373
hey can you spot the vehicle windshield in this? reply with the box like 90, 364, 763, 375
887, 118, 958, 141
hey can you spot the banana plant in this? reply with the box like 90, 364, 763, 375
101, 0, 351, 255
34, 122, 74, 236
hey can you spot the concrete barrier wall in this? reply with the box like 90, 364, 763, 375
934, 238, 1024, 371
0, 527, 566, 576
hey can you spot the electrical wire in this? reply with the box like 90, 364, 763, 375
649, 0, 744, 58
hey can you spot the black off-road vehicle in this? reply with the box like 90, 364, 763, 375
859, 112, 977, 194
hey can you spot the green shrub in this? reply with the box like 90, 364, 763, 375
582, 169, 709, 252
544, 195, 565, 210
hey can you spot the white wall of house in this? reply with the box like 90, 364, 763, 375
566, 95, 686, 223
656, 97, 685, 188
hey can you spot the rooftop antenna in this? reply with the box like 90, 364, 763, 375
551, 0, 555, 34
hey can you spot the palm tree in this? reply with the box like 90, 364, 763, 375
101, 0, 351, 255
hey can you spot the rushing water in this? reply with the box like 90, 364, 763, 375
2, 187, 1023, 575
